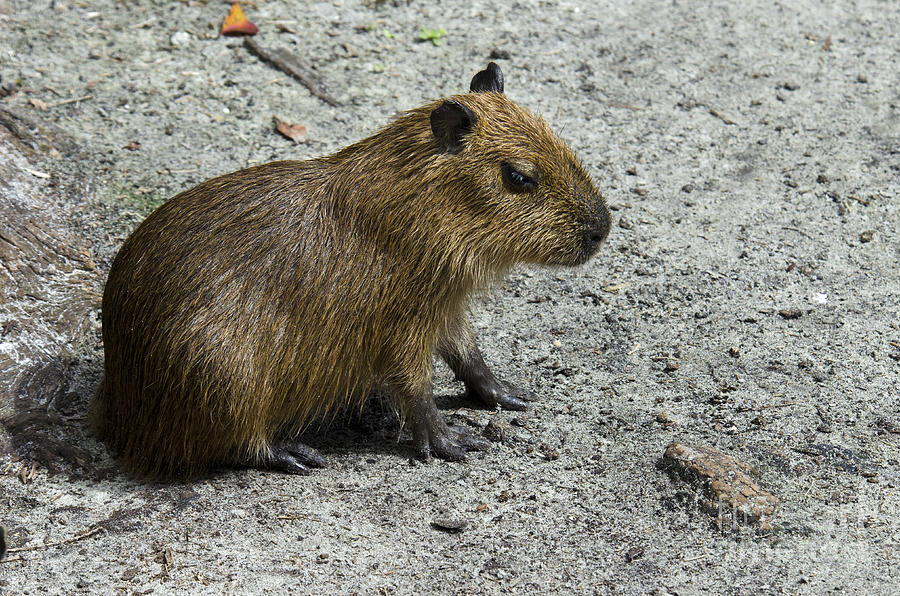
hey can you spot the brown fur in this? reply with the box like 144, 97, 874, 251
92, 70, 610, 479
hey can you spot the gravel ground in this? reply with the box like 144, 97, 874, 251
1, 0, 898, 593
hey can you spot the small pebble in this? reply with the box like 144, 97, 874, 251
431, 518, 467, 533
170, 30, 192, 47
482, 420, 506, 443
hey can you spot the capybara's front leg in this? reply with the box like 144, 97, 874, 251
438, 315, 531, 411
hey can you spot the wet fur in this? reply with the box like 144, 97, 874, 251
92, 88, 609, 478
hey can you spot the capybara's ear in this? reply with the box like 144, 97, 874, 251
430, 100, 477, 154
470, 62, 504, 94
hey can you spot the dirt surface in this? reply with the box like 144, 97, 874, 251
1, 0, 898, 593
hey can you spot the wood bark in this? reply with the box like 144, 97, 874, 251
0, 107, 102, 462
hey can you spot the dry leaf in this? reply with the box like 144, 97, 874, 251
29, 97, 48, 110
274, 117, 307, 143
221, 3, 258, 37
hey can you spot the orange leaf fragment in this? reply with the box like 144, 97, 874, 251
221, 3, 258, 37
274, 117, 307, 143
29, 97, 48, 111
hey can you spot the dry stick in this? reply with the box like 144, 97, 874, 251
47, 95, 93, 108
758, 401, 800, 410
5, 526, 102, 556
782, 226, 813, 239
243, 38, 339, 107
708, 108, 736, 125
607, 102, 641, 111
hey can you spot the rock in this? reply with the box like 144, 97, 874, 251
481, 419, 507, 443
662, 442, 778, 531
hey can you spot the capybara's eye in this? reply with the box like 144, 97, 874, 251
501, 162, 536, 192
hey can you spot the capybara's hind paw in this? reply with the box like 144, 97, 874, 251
258, 440, 326, 475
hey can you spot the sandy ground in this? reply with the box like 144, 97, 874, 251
1, 0, 898, 593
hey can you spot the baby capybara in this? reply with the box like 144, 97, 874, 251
91, 63, 611, 478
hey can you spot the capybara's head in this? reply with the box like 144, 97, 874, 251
428, 62, 611, 267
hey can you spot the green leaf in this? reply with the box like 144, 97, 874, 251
417, 27, 447, 46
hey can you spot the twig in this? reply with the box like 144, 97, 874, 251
606, 102, 641, 111
759, 401, 799, 410
708, 108, 736, 125
781, 226, 812, 239
791, 446, 825, 458
46, 95, 93, 108
129, 17, 156, 29
601, 282, 630, 293
23, 167, 50, 179
276, 513, 323, 522
6, 526, 102, 555
244, 38, 339, 106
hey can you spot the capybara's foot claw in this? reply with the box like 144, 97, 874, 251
254, 440, 326, 474
412, 400, 491, 462
475, 383, 532, 411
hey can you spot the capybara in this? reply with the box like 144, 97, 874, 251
91, 63, 611, 478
